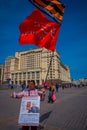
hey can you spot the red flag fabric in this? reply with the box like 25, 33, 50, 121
19, 9, 60, 51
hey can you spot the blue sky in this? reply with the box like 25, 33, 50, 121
0, 0, 87, 80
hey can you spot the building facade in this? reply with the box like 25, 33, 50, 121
4, 56, 19, 81
60, 63, 71, 82
0, 64, 4, 84
4, 48, 71, 85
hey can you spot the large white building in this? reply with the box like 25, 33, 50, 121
0, 64, 4, 84
4, 48, 71, 85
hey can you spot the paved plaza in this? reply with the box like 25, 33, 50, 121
0, 86, 87, 130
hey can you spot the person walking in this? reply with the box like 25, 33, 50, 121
55, 83, 59, 92
48, 82, 56, 103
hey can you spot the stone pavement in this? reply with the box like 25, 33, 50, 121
0, 86, 87, 130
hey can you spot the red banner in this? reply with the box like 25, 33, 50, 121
19, 9, 60, 51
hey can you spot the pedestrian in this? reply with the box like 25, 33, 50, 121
10, 80, 41, 130
11, 84, 14, 89
55, 83, 59, 92
48, 82, 56, 103
21, 82, 26, 91
62, 84, 64, 90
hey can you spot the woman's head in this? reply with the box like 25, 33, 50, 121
29, 80, 35, 90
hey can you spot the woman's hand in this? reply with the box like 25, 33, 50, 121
10, 93, 14, 97
10, 92, 16, 98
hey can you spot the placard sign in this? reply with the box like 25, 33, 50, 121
18, 96, 40, 126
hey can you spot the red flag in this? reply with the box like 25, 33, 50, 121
19, 9, 60, 51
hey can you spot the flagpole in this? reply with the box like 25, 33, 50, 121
45, 51, 54, 83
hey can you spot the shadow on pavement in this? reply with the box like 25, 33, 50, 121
40, 111, 52, 123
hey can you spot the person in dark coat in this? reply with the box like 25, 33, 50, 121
56, 83, 59, 92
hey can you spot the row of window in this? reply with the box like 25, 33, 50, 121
11, 72, 40, 80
